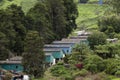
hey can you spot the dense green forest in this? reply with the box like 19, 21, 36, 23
0, 0, 78, 58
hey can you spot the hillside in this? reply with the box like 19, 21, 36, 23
0, 0, 38, 13
0, 0, 120, 80
70, 0, 109, 36
76, 4, 108, 30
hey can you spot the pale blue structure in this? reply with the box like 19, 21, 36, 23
45, 54, 55, 65
44, 44, 72, 54
43, 48, 65, 59
52, 41, 76, 48
99, 0, 103, 5
0, 63, 23, 71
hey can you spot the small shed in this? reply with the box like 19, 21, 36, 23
0, 56, 23, 72
45, 54, 56, 65
43, 48, 65, 62
44, 44, 72, 55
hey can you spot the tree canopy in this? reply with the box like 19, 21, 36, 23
22, 31, 45, 78
87, 31, 107, 49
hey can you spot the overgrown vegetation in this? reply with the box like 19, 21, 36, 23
47, 0, 120, 79
0, 0, 78, 78
0, 0, 120, 80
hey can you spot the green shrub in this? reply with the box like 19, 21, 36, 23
4, 72, 13, 80
88, 31, 107, 50
73, 69, 88, 77
114, 34, 120, 39
115, 71, 120, 77
57, 61, 64, 65
64, 76, 74, 80
50, 65, 70, 77
84, 55, 104, 73
104, 59, 120, 75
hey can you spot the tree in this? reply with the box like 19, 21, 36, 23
95, 45, 109, 59
84, 55, 104, 73
7, 5, 26, 55
88, 31, 107, 49
98, 0, 120, 38
74, 43, 91, 55
104, 59, 120, 75
0, 32, 9, 60
98, 16, 120, 37
111, 0, 120, 14
27, 2, 55, 43
48, 0, 67, 39
0, 5, 26, 55
22, 31, 45, 78
63, 0, 78, 35
95, 43, 120, 59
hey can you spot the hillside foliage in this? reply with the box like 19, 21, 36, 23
0, 0, 78, 78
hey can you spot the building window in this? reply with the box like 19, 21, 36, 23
16, 66, 18, 69
67, 50, 69, 52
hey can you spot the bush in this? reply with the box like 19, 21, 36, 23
87, 31, 107, 49
57, 61, 64, 65
115, 71, 120, 77
84, 55, 104, 73
50, 65, 70, 77
64, 76, 74, 80
4, 72, 13, 80
79, 0, 89, 3
73, 69, 88, 77
114, 33, 120, 39
104, 59, 120, 75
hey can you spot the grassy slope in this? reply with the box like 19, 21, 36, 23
76, 4, 107, 30
76, 0, 108, 30
69, 0, 109, 36
0, 0, 38, 13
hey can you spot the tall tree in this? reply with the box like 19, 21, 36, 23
0, 5, 26, 55
22, 31, 45, 78
7, 4, 26, 55
63, 0, 78, 35
27, 2, 55, 43
0, 9, 16, 54
48, 0, 67, 39
0, 32, 9, 60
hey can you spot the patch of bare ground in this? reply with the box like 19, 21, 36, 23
75, 73, 103, 80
